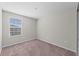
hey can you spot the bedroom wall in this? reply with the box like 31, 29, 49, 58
37, 3, 77, 52
0, 8, 2, 54
0, 2, 37, 47
2, 10, 37, 47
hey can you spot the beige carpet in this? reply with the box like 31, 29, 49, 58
1, 39, 76, 56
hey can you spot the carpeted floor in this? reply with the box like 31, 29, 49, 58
0, 39, 76, 56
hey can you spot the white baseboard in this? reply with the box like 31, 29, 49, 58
38, 39, 76, 53
2, 39, 35, 48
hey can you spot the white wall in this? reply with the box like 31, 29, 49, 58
2, 10, 37, 47
37, 3, 77, 52
78, 11, 79, 55
0, 2, 38, 48
0, 8, 2, 54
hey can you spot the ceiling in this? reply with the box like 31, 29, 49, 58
0, 2, 78, 19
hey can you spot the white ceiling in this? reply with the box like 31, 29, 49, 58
0, 2, 78, 19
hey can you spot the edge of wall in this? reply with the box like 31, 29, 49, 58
0, 8, 2, 54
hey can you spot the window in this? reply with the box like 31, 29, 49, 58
10, 18, 21, 36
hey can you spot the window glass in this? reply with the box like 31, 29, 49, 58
10, 18, 21, 36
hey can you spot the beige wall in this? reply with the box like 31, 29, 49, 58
0, 8, 2, 54
37, 3, 77, 52
2, 10, 37, 47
